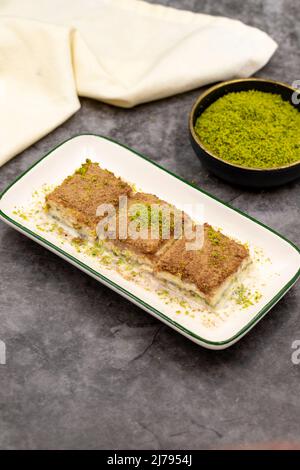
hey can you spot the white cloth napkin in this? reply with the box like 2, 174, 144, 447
0, 0, 277, 167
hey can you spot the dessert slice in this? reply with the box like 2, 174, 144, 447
155, 224, 250, 306
46, 159, 132, 239
102, 192, 180, 269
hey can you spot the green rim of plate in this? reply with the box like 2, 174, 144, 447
1, 134, 300, 347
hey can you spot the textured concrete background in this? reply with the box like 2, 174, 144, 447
0, 0, 299, 450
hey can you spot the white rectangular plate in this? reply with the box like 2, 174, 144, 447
1, 134, 299, 349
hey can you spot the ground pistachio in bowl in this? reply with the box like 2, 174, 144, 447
194, 90, 300, 170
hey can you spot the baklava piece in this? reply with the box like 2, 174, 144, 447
156, 223, 250, 305
103, 192, 179, 270
46, 159, 132, 239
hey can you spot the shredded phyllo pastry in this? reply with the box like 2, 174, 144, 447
46, 160, 251, 306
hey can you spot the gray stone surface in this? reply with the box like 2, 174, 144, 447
0, 0, 299, 450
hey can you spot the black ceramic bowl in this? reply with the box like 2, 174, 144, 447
189, 78, 300, 188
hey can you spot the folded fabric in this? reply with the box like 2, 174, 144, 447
0, 0, 277, 167
0, 18, 80, 167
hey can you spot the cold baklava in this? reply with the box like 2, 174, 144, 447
46, 160, 250, 305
